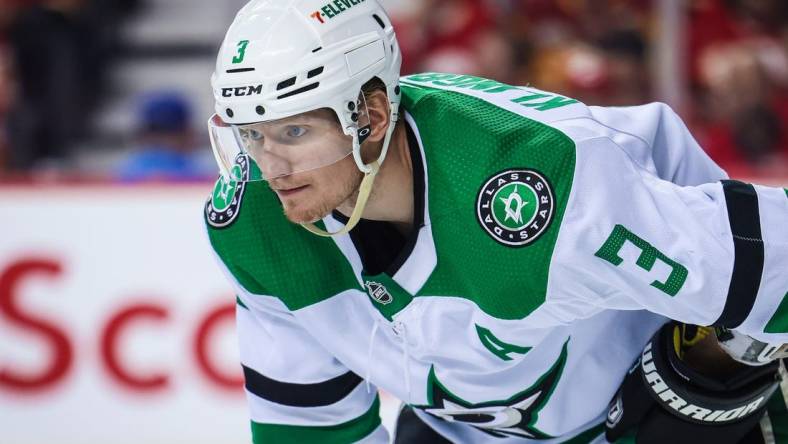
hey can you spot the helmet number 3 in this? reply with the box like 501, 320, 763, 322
232, 40, 250, 64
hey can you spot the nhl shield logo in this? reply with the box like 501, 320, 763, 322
365, 281, 393, 305
205, 154, 250, 228
476, 169, 554, 247
606, 393, 624, 428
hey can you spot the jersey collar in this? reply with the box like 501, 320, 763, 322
325, 111, 437, 297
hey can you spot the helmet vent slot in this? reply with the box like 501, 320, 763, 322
307, 67, 324, 78
226, 67, 256, 74
277, 77, 297, 90
277, 82, 320, 99
372, 14, 385, 29
312, 47, 323, 53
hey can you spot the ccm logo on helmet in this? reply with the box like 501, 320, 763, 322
221, 85, 263, 98
310, 0, 368, 24
641, 341, 765, 423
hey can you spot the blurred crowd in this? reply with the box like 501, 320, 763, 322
395, 0, 788, 177
0, 0, 145, 176
0, 0, 787, 181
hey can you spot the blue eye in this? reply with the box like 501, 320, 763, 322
287, 126, 307, 137
243, 129, 263, 141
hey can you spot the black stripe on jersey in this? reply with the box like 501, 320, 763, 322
242, 365, 363, 407
714, 180, 764, 329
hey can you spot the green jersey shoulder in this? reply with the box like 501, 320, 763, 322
398, 73, 578, 319
204, 159, 361, 311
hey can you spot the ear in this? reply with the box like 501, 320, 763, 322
362, 90, 391, 143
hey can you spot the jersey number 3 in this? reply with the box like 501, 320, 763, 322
595, 225, 688, 297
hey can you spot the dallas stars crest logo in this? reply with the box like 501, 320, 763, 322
205, 154, 250, 228
476, 169, 554, 247
415, 339, 569, 439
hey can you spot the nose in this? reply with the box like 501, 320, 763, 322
255, 149, 293, 179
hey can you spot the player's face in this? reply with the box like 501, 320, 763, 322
264, 111, 363, 224
239, 108, 353, 179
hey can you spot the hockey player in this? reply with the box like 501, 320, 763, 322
205, 1, 788, 442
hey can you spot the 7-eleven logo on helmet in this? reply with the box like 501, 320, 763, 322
310, 0, 367, 24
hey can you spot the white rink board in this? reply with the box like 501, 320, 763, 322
0, 184, 399, 444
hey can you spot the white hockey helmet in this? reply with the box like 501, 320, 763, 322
209, 0, 402, 186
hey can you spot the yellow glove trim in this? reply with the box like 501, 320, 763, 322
673, 323, 714, 359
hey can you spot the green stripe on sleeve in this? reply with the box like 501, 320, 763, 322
250, 396, 381, 444
764, 292, 788, 333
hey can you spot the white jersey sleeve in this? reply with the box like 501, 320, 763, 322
235, 292, 388, 443
586, 102, 728, 187
549, 103, 788, 344
211, 251, 387, 444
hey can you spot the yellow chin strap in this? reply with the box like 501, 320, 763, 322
300, 160, 380, 237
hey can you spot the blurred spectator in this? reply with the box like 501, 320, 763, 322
399, 0, 515, 82
501, 0, 650, 105
0, 0, 24, 175
596, 29, 648, 105
693, 39, 788, 176
116, 91, 215, 182
7, 0, 99, 170
689, 0, 788, 81
394, 0, 788, 175
0, 44, 14, 173
687, 0, 788, 176
5, 0, 138, 172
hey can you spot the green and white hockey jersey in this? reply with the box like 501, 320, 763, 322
205, 73, 788, 443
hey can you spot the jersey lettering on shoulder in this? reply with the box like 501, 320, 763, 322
400, 73, 584, 121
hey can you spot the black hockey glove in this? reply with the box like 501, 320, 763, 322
605, 322, 780, 444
